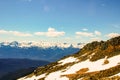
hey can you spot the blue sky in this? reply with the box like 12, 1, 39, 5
0, 0, 120, 43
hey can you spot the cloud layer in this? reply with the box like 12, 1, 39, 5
0, 28, 119, 43
76, 30, 102, 37
0, 30, 32, 37
34, 27, 65, 37
0, 28, 65, 38
76, 32, 93, 37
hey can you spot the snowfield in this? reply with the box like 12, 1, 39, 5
45, 55, 120, 80
18, 54, 120, 80
62, 55, 120, 74
58, 57, 79, 65
45, 71, 69, 80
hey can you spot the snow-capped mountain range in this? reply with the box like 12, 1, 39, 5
0, 41, 85, 48
18, 36, 120, 80
0, 41, 85, 61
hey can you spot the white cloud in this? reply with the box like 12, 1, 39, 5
76, 32, 93, 37
94, 30, 101, 36
0, 30, 32, 37
106, 33, 120, 38
34, 32, 45, 36
10, 31, 32, 37
82, 28, 88, 31
76, 30, 102, 38
34, 27, 65, 37
48, 27, 55, 32
0, 30, 8, 34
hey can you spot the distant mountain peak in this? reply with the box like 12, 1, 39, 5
0, 41, 85, 48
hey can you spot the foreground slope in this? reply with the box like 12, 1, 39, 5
18, 36, 120, 80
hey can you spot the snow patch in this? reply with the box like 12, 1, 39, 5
62, 55, 120, 74
45, 71, 69, 80
18, 55, 120, 80
111, 72, 120, 77
89, 53, 95, 59
58, 57, 79, 65
81, 53, 88, 57
45, 55, 120, 80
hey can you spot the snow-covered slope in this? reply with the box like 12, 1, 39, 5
18, 36, 120, 80
18, 54, 120, 80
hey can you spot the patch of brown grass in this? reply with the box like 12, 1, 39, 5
76, 68, 89, 74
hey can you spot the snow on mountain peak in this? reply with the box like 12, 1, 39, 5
0, 41, 85, 48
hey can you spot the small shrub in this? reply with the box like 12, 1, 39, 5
103, 59, 109, 65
